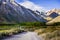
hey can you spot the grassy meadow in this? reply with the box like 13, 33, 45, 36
0, 22, 60, 40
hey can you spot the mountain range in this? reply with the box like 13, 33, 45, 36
0, 0, 60, 24
0, 0, 47, 24
46, 8, 60, 24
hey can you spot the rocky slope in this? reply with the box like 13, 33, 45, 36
47, 8, 60, 16
46, 16, 60, 24
0, 0, 47, 24
46, 8, 60, 24
45, 8, 60, 21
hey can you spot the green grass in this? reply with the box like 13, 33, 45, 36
0, 24, 24, 39
19, 22, 46, 26
0, 22, 60, 39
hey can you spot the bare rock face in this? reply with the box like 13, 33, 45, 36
0, 0, 47, 24
45, 8, 60, 21
47, 9, 60, 18
47, 8, 60, 16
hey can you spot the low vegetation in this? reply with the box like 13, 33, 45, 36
0, 24, 24, 39
19, 22, 46, 26
0, 22, 60, 40
35, 26, 60, 40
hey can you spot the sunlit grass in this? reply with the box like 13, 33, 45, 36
0, 22, 60, 40
0, 25, 23, 39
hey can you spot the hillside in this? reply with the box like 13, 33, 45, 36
47, 8, 60, 16
46, 16, 60, 24
0, 0, 47, 24
45, 8, 60, 21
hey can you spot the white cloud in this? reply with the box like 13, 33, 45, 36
19, 1, 47, 12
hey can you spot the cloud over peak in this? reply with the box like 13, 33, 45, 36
19, 1, 47, 12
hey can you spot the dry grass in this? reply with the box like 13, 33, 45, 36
34, 26, 60, 40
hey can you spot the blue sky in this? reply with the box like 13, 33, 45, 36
15, 0, 60, 10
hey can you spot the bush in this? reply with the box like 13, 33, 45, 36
19, 22, 46, 26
